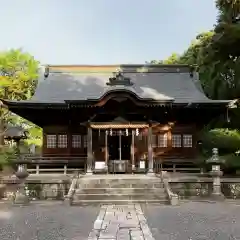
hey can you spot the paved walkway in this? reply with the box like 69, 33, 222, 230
88, 204, 154, 240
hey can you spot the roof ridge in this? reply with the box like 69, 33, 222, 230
47, 64, 189, 68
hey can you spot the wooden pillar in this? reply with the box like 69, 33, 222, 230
131, 129, 135, 172
86, 127, 93, 174
119, 130, 122, 161
105, 130, 108, 172
147, 125, 154, 175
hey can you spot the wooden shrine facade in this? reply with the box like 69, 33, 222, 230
41, 120, 198, 174
1, 64, 231, 174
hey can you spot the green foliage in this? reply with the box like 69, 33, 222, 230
215, 0, 240, 57
0, 48, 39, 100
201, 128, 240, 155
0, 145, 16, 169
199, 128, 240, 169
224, 153, 240, 168
0, 49, 42, 158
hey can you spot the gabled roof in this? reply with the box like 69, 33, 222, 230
25, 64, 228, 104
1, 64, 231, 107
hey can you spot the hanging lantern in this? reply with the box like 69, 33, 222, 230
136, 128, 139, 136
110, 129, 113, 136
126, 129, 128, 136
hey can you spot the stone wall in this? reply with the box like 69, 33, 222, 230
170, 181, 240, 199
1, 182, 70, 201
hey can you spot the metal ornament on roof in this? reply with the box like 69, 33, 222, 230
44, 65, 50, 78
107, 69, 134, 86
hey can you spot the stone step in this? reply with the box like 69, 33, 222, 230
71, 199, 169, 206
75, 187, 165, 194
79, 178, 161, 183
77, 182, 164, 189
74, 193, 167, 201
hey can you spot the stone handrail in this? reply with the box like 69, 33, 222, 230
160, 171, 179, 205
64, 171, 81, 205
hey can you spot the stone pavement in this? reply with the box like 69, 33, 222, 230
87, 204, 154, 240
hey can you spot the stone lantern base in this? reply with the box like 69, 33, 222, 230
210, 170, 225, 201
14, 190, 30, 205
210, 192, 225, 201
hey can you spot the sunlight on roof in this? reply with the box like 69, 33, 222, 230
140, 86, 173, 100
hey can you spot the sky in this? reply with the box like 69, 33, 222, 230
0, 0, 218, 65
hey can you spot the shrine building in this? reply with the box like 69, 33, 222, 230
1, 64, 231, 174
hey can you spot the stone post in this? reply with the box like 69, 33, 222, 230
14, 164, 30, 205
207, 148, 225, 201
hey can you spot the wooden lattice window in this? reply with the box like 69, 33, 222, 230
152, 134, 157, 147
172, 134, 181, 148
72, 135, 81, 148
158, 133, 168, 147
183, 134, 192, 148
58, 134, 67, 148
46, 135, 57, 148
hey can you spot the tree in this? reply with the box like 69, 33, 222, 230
149, 1, 240, 172
213, 0, 240, 58
0, 49, 41, 153
0, 49, 39, 100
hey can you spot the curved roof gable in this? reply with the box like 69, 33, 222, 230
30, 64, 219, 104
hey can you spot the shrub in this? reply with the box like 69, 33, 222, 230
201, 128, 240, 155
0, 145, 16, 171
223, 153, 240, 169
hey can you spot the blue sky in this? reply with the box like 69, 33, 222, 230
0, 0, 218, 65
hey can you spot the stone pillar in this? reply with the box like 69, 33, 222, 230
207, 148, 225, 201
147, 125, 154, 175
211, 165, 225, 200
86, 127, 93, 175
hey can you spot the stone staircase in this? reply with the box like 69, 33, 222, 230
71, 174, 168, 205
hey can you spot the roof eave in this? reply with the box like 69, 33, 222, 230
174, 100, 232, 108
0, 99, 68, 109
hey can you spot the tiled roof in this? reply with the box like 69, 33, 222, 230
9, 64, 232, 104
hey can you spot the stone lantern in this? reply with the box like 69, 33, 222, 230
206, 148, 225, 200
4, 126, 30, 205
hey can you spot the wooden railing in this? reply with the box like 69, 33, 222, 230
9, 154, 202, 175
20, 154, 87, 175
154, 159, 201, 173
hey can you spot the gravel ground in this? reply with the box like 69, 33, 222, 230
143, 202, 240, 240
1, 201, 240, 240
0, 201, 99, 240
